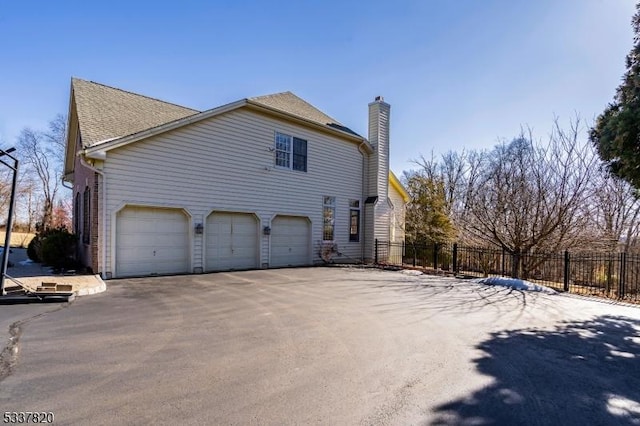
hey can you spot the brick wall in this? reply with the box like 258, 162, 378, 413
90, 172, 99, 273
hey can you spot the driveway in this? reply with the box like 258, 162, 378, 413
1, 267, 639, 425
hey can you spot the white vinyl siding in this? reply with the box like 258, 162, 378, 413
365, 101, 392, 259
102, 108, 364, 276
388, 182, 406, 243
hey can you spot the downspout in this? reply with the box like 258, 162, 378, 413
358, 141, 368, 263
79, 154, 107, 279
61, 178, 72, 190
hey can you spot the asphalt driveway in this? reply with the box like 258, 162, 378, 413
1, 267, 639, 425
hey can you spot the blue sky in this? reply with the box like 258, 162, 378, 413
0, 0, 636, 174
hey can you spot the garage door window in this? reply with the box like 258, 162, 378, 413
323, 196, 335, 241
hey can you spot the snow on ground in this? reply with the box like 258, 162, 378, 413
472, 276, 557, 294
401, 269, 423, 276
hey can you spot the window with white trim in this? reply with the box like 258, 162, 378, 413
349, 200, 360, 242
275, 132, 307, 172
323, 196, 335, 241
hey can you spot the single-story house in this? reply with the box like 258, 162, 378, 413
63, 78, 408, 278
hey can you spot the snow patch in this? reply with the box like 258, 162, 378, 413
472, 276, 557, 294
401, 270, 423, 276
18, 259, 33, 266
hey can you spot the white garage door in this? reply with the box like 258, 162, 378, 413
271, 216, 310, 267
116, 206, 189, 277
206, 212, 258, 271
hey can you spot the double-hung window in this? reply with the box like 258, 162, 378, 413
349, 200, 360, 242
275, 132, 307, 172
323, 196, 336, 241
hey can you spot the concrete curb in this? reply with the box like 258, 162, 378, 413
76, 275, 107, 297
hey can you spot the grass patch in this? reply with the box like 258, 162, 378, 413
0, 232, 36, 248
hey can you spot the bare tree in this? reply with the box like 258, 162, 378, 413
464, 120, 596, 255
0, 169, 10, 220
411, 117, 599, 277
44, 114, 67, 164
413, 149, 484, 233
17, 115, 67, 231
589, 168, 640, 252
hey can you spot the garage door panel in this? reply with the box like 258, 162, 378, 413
155, 234, 188, 247
232, 246, 256, 259
206, 212, 258, 272
271, 216, 310, 268
116, 207, 189, 277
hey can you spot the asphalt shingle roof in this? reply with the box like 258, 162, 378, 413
249, 92, 361, 137
72, 80, 361, 148
72, 78, 199, 147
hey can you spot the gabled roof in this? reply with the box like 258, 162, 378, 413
69, 79, 366, 158
249, 92, 361, 137
71, 78, 199, 147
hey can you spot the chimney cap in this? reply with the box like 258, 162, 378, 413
374, 95, 384, 102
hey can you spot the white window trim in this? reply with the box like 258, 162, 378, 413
274, 131, 291, 169
323, 196, 336, 242
349, 200, 360, 243
274, 131, 307, 172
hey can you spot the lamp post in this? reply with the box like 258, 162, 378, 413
0, 147, 18, 296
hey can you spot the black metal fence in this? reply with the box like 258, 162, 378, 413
374, 240, 640, 302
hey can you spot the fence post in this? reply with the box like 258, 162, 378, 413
563, 250, 570, 292
412, 243, 416, 267
433, 242, 439, 271
501, 248, 505, 276
619, 252, 627, 299
375, 239, 378, 265
452, 243, 458, 275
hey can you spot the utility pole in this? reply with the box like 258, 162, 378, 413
0, 147, 18, 296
